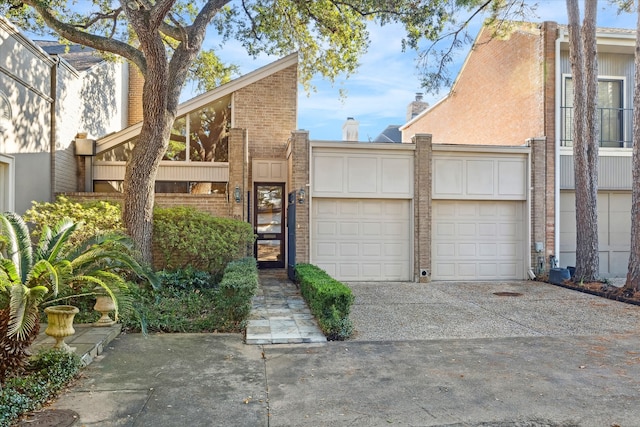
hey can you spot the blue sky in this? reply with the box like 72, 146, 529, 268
186, 1, 637, 141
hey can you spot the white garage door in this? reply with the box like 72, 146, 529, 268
560, 191, 631, 278
432, 200, 525, 280
312, 198, 411, 281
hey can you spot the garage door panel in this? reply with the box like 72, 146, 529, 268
362, 222, 381, 235
339, 263, 359, 279
479, 243, 497, 257
317, 242, 337, 257
362, 243, 381, 256
499, 222, 519, 237
433, 200, 525, 280
340, 243, 358, 256
479, 223, 497, 236
313, 198, 410, 281
478, 264, 497, 276
459, 223, 476, 236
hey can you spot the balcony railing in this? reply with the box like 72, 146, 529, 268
560, 106, 633, 148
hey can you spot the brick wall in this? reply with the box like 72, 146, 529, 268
54, 145, 77, 193
234, 64, 297, 185
402, 23, 546, 146
289, 131, 310, 264
228, 128, 248, 221
413, 134, 432, 282
127, 62, 144, 126
542, 21, 558, 261
63, 192, 232, 217
530, 137, 548, 272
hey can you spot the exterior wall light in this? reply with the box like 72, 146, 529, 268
297, 187, 306, 204
234, 185, 242, 203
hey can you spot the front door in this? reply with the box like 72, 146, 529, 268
254, 183, 285, 268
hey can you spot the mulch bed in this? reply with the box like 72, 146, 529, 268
549, 279, 640, 307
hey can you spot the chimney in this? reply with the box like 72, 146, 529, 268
127, 62, 144, 126
406, 92, 429, 122
342, 117, 359, 141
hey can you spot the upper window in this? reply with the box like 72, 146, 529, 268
561, 77, 630, 148
96, 94, 231, 162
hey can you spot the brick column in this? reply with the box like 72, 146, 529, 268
228, 128, 247, 221
127, 62, 144, 126
530, 137, 548, 273
542, 21, 557, 262
289, 130, 310, 264
413, 134, 432, 282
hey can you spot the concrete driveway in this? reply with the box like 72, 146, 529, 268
47, 280, 640, 426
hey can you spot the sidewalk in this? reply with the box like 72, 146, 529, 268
245, 270, 326, 344
45, 279, 640, 427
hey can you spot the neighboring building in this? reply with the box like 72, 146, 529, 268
0, 16, 130, 213
401, 21, 635, 278
372, 125, 402, 143
406, 93, 429, 122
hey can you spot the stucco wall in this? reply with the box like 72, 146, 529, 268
55, 60, 128, 193
402, 24, 546, 146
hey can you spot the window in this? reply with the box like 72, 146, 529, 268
96, 94, 231, 162
562, 77, 630, 147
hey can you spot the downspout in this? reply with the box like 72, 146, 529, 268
50, 55, 59, 202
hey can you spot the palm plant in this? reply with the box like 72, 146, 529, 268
0, 212, 158, 384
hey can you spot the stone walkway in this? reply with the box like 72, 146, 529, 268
245, 270, 326, 344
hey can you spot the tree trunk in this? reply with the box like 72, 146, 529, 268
122, 41, 175, 264
625, 2, 640, 291
567, 0, 599, 282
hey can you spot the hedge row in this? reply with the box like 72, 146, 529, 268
153, 207, 255, 276
215, 257, 259, 329
294, 264, 354, 340
24, 197, 255, 278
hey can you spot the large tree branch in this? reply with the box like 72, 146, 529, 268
22, 0, 145, 72
166, 0, 230, 108
149, 0, 179, 29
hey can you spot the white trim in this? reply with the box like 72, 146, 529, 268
0, 153, 15, 212
559, 146, 632, 157
310, 140, 416, 151
0, 16, 56, 66
432, 144, 531, 155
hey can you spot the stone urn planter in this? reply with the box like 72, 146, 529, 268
44, 305, 79, 352
93, 293, 116, 327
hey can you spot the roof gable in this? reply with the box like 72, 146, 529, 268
96, 53, 299, 154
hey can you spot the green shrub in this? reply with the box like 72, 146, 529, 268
0, 349, 81, 427
24, 196, 123, 245
159, 267, 216, 291
294, 264, 354, 340
120, 260, 258, 333
153, 207, 255, 277
214, 258, 259, 329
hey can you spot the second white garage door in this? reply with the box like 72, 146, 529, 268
312, 198, 411, 281
432, 200, 525, 280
